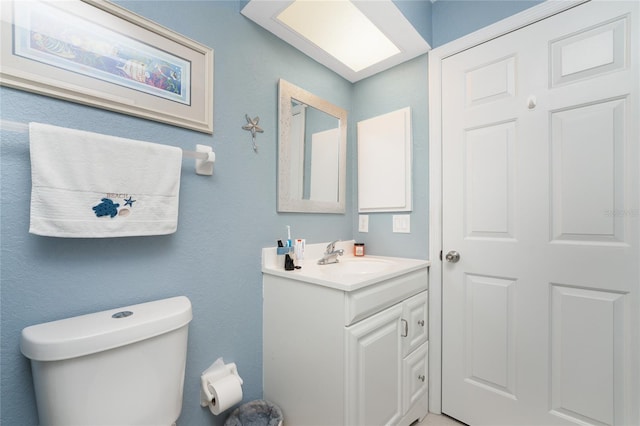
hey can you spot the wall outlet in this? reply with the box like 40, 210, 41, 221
392, 215, 411, 233
358, 215, 369, 233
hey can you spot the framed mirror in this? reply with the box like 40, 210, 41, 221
278, 79, 347, 213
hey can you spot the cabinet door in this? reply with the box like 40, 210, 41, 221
403, 342, 428, 415
346, 304, 403, 426
403, 291, 428, 355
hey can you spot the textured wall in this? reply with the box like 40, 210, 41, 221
0, 0, 537, 424
431, 0, 543, 47
393, 0, 433, 47
0, 2, 352, 425
351, 55, 430, 260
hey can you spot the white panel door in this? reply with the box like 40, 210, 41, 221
442, 1, 639, 425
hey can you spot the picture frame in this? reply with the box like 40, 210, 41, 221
0, 0, 214, 133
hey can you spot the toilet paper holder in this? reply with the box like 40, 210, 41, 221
200, 359, 243, 408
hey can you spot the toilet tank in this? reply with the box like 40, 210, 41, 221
21, 296, 192, 426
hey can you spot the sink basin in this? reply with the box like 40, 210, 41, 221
263, 241, 430, 291
320, 258, 392, 275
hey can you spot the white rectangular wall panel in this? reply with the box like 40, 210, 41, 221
357, 107, 412, 212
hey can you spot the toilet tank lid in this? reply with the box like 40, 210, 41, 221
21, 296, 193, 361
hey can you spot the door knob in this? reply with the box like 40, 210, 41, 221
445, 251, 460, 263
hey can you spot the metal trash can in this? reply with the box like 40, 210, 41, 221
224, 400, 283, 426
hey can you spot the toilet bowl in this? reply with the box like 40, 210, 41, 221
21, 296, 192, 426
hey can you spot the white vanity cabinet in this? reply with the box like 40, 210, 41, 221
263, 258, 429, 426
346, 291, 428, 426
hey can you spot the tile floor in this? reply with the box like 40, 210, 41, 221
416, 413, 467, 426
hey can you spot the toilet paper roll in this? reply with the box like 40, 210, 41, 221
206, 374, 243, 415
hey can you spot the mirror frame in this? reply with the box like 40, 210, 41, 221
277, 79, 347, 213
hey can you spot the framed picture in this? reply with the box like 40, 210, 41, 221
0, 0, 214, 133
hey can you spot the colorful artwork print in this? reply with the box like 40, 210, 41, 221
13, 1, 191, 105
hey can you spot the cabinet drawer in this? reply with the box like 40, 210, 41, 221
403, 291, 428, 355
403, 342, 428, 415
344, 268, 428, 326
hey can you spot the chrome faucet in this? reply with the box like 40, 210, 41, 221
318, 240, 344, 265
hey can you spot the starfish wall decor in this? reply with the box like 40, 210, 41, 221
242, 114, 264, 152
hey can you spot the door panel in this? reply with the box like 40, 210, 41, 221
464, 274, 517, 399
346, 304, 403, 426
550, 16, 628, 87
550, 98, 627, 243
442, 1, 639, 425
464, 121, 516, 239
549, 284, 625, 425
465, 55, 516, 106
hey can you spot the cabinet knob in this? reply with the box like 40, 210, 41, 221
418, 374, 426, 382
418, 320, 425, 327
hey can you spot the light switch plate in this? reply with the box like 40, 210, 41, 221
392, 215, 411, 233
358, 215, 369, 233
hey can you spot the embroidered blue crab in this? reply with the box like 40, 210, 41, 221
92, 198, 120, 218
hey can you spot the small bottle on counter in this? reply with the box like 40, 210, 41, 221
354, 243, 365, 257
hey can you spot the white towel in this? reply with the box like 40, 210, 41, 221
29, 123, 182, 238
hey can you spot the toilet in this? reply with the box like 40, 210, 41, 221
20, 296, 192, 426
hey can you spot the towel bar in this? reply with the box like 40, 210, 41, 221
0, 119, 215, 176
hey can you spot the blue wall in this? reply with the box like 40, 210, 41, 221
351, 55, 430, 259
1, 1, 540, 424
431, 0, 543, 47
0, 2, 352, 425
393, 0, 433, 47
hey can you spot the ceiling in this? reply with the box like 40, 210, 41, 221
241, 0, 431, 83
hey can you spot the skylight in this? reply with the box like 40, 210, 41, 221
276, 0, 401, 72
